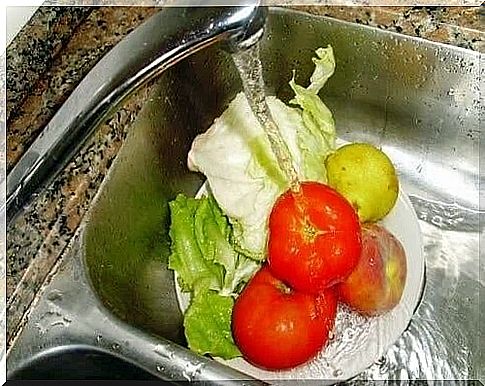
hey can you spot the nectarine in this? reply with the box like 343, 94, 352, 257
337, 223, 407, 316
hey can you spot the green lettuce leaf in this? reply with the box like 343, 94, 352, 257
168, 193, 259, 359
290, 46, 336, 181
188, 45, 337, 258
184, 289, 240, 359
168, 193, 259, 294
168, 194, 223, 293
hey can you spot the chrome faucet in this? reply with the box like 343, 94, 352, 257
4, 3, 267, 224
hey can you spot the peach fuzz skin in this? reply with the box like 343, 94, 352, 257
337, 223, 407, 316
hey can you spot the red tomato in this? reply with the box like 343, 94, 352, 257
232, 266, 337, 370
268, 181, 362, 293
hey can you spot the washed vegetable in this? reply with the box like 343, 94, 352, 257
184, 290, 240, 359
337, 223, 407, 316
268, 181, 362, 293
325, 143, 399, 222
232, 266, 337, 370
188, 46, 337, 259
168, 193, 259, 358
168, 193, 258, 296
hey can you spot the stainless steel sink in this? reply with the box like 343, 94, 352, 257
7, 8, 483, 383
8, 346, 159, 380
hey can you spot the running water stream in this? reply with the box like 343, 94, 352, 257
231, 43, 300, 191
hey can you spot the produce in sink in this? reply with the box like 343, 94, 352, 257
268, 181, 362, 293
337, 223, 407, 316
232, 266, 337, 369
166, 45, 408, 371
325, 142, 399, 223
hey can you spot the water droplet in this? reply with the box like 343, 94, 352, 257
50, 315, 72, 327
156, 364, 165, 373
96, 334, 103, 343
431, 215, 443, 227
47, 290, 63, 302
333, 368, 343, 377
34, 322, 47, 334
153, 345, 175, 360
112, 343, 121, 351
182, 362, 204, 381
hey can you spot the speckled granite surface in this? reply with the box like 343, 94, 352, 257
5, 5, 484, 344
6, 6, 158, 343
7, 6, 158, 171
297, 6, 484, 51
6, 7, 93, 125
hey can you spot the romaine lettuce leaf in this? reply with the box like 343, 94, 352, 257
168, 193, 259, 294
168, 193, 258, 359
184, 289, 240, 359
188, 46, 337, 258
168, 194, 223, 293
290, 46, 336, 181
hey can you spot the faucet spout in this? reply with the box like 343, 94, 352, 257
4, 4, 268, 225
224, 4, 268, 51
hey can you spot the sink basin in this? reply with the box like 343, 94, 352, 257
7, 8, 482, 383
8, 346, 159, 380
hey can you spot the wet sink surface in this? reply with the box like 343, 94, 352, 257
9, 346, 159, 380
8, 8, 482, 382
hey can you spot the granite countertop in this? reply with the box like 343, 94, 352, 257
5, 5, 484, 345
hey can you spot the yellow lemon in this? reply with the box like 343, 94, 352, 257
325, 143, 399, 222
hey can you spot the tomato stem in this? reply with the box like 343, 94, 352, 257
276, 281, 293, 295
